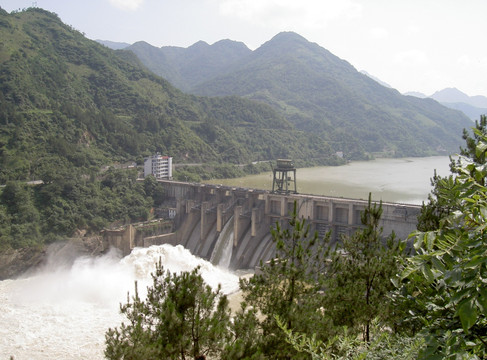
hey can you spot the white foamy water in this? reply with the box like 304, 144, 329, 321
0, 244, 240, 360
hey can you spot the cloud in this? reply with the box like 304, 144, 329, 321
217, 0, 362, 29
108, 0, 144, 11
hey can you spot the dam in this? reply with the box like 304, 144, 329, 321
105, 180, 421, 270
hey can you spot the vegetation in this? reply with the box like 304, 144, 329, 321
130, 33, 472, 159
238, 202, 330, 359
0, 169, 163, 249
105, 262, 231, 360
2, 7, 486, 358
322, 194, 406, 343
398, 115, 487, 358
0, 8, 337, 185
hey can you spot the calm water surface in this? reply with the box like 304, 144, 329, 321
206, 156, 452, 205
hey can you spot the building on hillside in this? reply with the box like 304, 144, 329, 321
144, 154, 173, 179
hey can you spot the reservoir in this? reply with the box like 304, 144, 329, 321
206, 156, 452, 205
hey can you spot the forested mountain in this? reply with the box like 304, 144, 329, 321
0, 8, 333, 183
127, 39, 251, 92
129, 32, 473, 158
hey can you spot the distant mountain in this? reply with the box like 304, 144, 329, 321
404, 91, 427, 98
128, 31, 472, 158
408, 88, 487, 121
0, 8, 333, 182
430, 88, 487, 108
96, 40, 130, 50
360, 70, 392, 88
127, 40, 251, 91
440, 102, 487, 121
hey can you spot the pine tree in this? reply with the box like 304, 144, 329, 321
105, 261, 231, 360
239, 201, 331, 359
323, 194, 406, 343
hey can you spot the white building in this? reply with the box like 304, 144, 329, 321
144, 154, 173, 179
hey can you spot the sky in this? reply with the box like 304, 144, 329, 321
1, 0, 487, 97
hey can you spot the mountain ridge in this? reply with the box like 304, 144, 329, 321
125, 30, 472, 158
0, 8, 335, 183
405, 87, 487, 120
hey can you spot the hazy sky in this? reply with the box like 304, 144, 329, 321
2, 0, 486, 97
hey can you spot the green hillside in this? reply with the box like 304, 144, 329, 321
130, 32, 473, 159
0, 8, 342, 251
0, 8, 335, 183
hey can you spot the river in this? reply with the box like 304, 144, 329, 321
0, 156, 453, 359
207, 156, 453, 204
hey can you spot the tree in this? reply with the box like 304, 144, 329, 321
0, 181, 41, 248
143, 175, 165, 206
105, 262, 231, 360
400, 126, 487, 358
323, 194, 406, 343
276, 315, 423, 360
239, 201, 331, 359
418, 114, 487, 232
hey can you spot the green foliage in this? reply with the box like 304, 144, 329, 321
276, 316, 424, 360
105, 262, 231, 360
418, 115, 487, 232
239, 201, 331, 359
323, 194, 407, 343
400, 123, 487, 358
0, 181, 40, 248
0, 168, 157, 249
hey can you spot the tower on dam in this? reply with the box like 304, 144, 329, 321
271, 159, 297, 195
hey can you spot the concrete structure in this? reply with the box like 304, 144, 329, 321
144, 154, 172, 179
107, 181, 421, 270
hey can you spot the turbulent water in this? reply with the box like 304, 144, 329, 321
0, 245, 240, 360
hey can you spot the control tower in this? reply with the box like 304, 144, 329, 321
271, 159, 297, 194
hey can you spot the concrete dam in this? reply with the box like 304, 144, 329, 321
105, 180, 421, 270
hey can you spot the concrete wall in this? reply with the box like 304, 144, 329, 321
106, 181, 420, 269
150, 181, 421, 269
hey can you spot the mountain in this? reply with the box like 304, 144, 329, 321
430, 88, 487, 108
438, 102, 487, 122
126, 39, 252, 92
128, 32, 472, 158
360, 70, 392, 88
96, 40, 130, 50
404, 91, 427, 98
428, 88, 487, 120
0, 8, 333, 183
171, 32, 471, 157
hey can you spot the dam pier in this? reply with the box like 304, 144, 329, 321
105, 180, 421, 270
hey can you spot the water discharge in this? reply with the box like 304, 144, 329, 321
210, 215, 234, 268
0, 244, 240, 360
